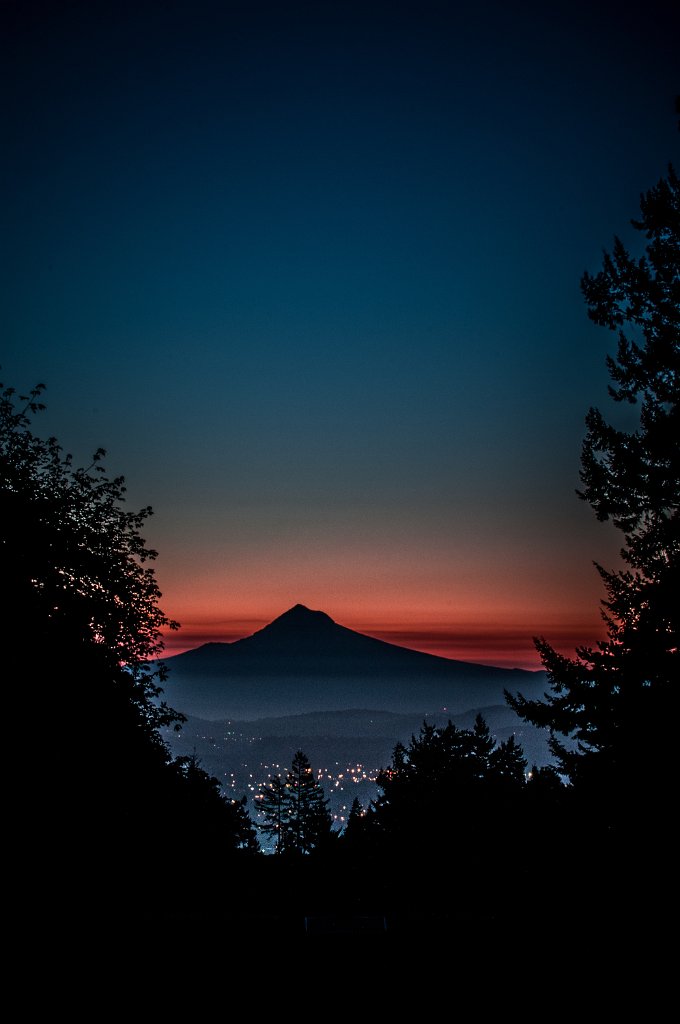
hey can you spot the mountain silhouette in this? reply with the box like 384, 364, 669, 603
159, 603, 548, 720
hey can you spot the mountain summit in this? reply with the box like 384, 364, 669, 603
159, 604, 547, 720
253, 603, 337, 637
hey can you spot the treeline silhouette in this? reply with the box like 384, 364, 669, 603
1, 381, 257, 926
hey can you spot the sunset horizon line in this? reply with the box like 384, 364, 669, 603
159, 602, 604, 672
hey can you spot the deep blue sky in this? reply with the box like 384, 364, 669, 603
2, 0, 678, 665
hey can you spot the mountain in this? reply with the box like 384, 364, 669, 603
158, 603, 548, 720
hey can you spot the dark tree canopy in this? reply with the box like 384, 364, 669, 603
1, 381, 181, 726
342, 796, 367, 846
257, 773, 288, 855
258, 750, 333, 854
506, 116, 679, 834
1, 383, 259, 913
358, 715, 531, 852
172, 753, 260, 854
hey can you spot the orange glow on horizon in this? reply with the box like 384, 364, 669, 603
159, 609, 605, 671
151, 507, 619, 671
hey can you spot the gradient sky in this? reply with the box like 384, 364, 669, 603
2, 0, 678, 668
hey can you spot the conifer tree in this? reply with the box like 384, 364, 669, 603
489, 734, 528, 789
506, 104, 679, 835
258, 752, 333, 854
470, 713, 496, 779
343, 796, 366, 845
368, 717, 529, 847
258, 775, 289, 854
172, 754, 259, 854
286, 749, 333, 854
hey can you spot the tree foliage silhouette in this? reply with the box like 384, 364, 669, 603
1, 382, 258, 905
342, 796, 367, 847
287, 749, 333, 854
172, 753, 259, 854
506, 107, 679, 835
257, 774, 288, 854
363, 715, 529, 850
1, 381, 180, 721
258, 750, 333, 854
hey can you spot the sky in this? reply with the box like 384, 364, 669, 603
2, 0, 678, 668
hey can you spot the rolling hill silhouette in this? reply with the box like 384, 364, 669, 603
158, 604, 548, 720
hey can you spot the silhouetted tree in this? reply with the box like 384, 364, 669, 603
470, 712, 496, 778
1, 382, 179, 682
506, 107, 679, 842
286, 749, 333, 854
0, 382, 259, 913
172, 754, 259, 854
258, 751, 332, 854
258, 774, 289, 854
342, 796, 367, 846
489, 734, 528, 789
367, 717, 529, 849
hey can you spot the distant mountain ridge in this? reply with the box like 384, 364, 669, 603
159, 603, 548, 720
